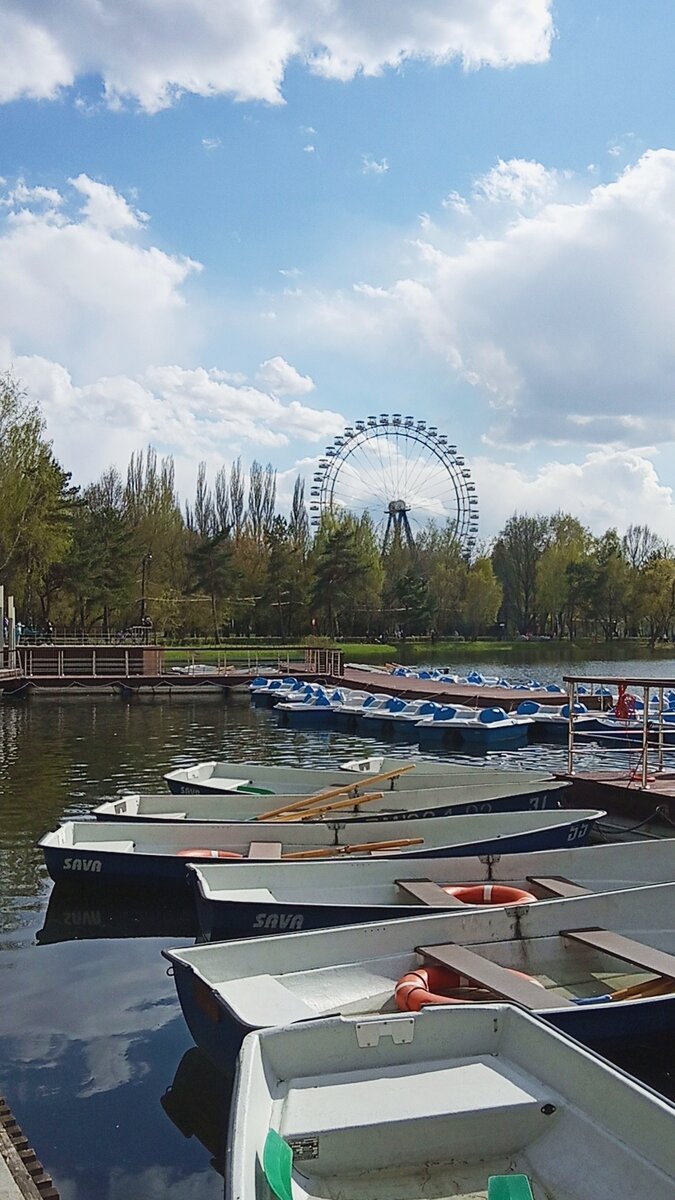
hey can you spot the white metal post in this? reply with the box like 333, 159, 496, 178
642, 684, 649, 788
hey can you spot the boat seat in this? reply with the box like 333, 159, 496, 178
488, 1176, 534, 1200
82, 840, 135, 853
148, 812, 187, 820
561, 927, 675, 978
214, 974, 318, 1026
247, 842, 283, 860
278, 1057, 552, 1172
527, 876, 592, 899
396, 879, 466, 907
416, 943, 575, 1009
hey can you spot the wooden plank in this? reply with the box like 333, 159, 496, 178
527, 875, 592, 899
396, 880, 466, 907
416, 942, 575, 1009
561, 927, 675, 978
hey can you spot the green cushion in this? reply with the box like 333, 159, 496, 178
263, 1129, 293, 1200
488, 1175, 535, 1200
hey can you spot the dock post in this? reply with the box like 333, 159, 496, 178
566, 678, 575, 775
642, 683, 649, 788
7, 595, 16, 671
657, 686, 665, 773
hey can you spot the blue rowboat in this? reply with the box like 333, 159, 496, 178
163, 880, 675, 1075
38, 808, 603, 889
92, 778, 570, 824
187, 835, 675, 941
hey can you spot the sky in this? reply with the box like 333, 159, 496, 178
2, 0, 675, 542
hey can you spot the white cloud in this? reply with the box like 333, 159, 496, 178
69, 172, 148, 232
0, 174, 199, 377
474, 449, 675, 540
5, 353, 343, 495
255, 356, 315, 395
201, 136, 221, 151
472, 157, 560, 209
362, 155, 389, 175
303, 144, 316, 154
327, 148, 675, 449
0, 1, 554, 111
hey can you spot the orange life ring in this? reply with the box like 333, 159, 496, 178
176, 848, 243, 859
442, 884, 537, 906
395, 964, 543, 1012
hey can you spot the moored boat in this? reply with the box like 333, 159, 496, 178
229, 1003, 675, 1200
188, 836, 675, 940
162, 755, 555, 796
38, 808, 602, 888
93, 776, 569, 824
164, 880, 674, 1072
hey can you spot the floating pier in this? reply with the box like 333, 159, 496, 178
560, 673, 675, 836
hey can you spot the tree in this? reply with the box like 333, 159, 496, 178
0, 372, 78, 620
395, 571, 431, 636
639, 558, 675, 647
622, 523, 666, 570
310, 512, 383, 637
461, 558, 503, 639
64, 469, 136, 632
417, 522, 468, 636
492, 514, 550, 633
187, 530, 237, 643
536, 513, 590, 637
123, 447, 189, 631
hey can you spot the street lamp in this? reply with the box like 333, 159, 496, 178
140, 553, 153, 625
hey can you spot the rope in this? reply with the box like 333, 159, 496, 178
595, 805, 670, 838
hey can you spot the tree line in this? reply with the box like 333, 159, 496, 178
2, 372, 674, 644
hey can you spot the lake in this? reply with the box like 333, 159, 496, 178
1, 664, 674, 1197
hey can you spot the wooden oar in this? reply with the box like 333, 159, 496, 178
281, 836, 423, 860
272, 791, 386, 823
610, 975, 675, 1002
254, 763, 417, 822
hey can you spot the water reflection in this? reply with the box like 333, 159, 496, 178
37, 883, 199, 945
161, 1047, 233, 1178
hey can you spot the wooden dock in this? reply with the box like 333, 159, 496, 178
337, 666, 601, 710
0, 1098, 59, 1200
560, 671, 675, 836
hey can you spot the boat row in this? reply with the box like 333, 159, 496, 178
252, 676, 675, 748
176, 843, 675, 1198
36, 749, 675, 1196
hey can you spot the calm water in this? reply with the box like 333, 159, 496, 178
1, 664, 674, 1198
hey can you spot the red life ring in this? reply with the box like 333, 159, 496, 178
395, 964, 543, 1012
442, 884, 537, 906
176, 848, 243, 859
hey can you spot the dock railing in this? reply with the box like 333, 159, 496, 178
564, 673, 675, 788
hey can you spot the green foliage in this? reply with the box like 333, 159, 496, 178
3, 376, 675, 645
310, 511, 383, 636
462, 558, 503, 639
0, 372, 78, 619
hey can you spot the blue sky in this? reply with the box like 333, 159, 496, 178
2, 1, 675, 540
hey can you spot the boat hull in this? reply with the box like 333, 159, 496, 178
94, 781, 568, 824
171, 955, 675, 1077
40, 809, 600, 888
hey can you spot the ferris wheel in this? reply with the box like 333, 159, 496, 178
310, 414, 479, 554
